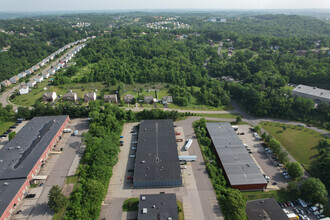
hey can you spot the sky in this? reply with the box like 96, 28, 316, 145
0, 0, 329, 11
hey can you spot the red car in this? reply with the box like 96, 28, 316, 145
127, 176, 133, 180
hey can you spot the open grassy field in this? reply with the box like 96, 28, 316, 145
261, 122, 327, 169
12, 80, 233, 112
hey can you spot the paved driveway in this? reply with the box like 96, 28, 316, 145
12, 118, 89, 220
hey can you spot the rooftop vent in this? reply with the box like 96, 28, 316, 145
168, 218, 172, 220
3, 182, 9, 186
15, 146, 21, 149
141, 196, 146, 200
142, 208, 148, 214
152, 205, 156, 208
141, 161, 146, 164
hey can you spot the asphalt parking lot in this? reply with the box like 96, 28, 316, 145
100, 119, 223, 220
236, 125, 289, 189
11, 118, 89, 220
0, 120, 29, 149
280, 201, 322, 220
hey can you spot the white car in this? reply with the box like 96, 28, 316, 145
132, 147, 136, 150
132, 141, 138, 144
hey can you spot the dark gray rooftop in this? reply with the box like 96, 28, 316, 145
0, 116, 69, 180
206, 122, 267, 186
133, 120, 181, 184
0, 179, 27, 216
246, 198, 289, 220
138, 193, 179, 220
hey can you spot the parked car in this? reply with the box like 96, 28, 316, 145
127, 176, 133, 179
15, 210, 22, 214
277, 163, 283, 167
39, 183, 44, 187
10, 126, 16, 129
25, 194, 36, 198
239, 132, 245, 135
120, 136, 123, 138
127, 169, 134, 172
0, 134, 7, 138
298, 124, 305, 127
4, 131, 9, 134
129, 155, 135, 158
272, 182, 277, 185
119, 141, 124, 144
16, 121, 22, 123
132, 132, 138, 136
132, 147, 136, 150
132, 141, 138, 144
278, 202, 284, 208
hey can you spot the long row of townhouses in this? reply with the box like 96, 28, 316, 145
1, 36, 96, 92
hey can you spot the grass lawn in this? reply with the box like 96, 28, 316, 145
0, 121, 15, 134
197, 113, 240, 119
52, 204, 68, 220
11, 81, 67, 106
242, 190, 296, 202
261, 122, 327, 169
282, 85, 294, 91
177, 201, 185, 220
122, 198, 139, 211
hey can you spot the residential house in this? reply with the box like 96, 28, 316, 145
104, 94, 118, 103
62, 91, 77, 102
144, 96, 154, 104
58, 62, 65, 68
1, 80, 11, 87
25, 68, 34, 75
124, 94, 135, 103
27, 81, 36, 88
18, 72, 27, 79
10, 75, 20, 84
32, 65, 40, 71
54, 65, 61, 71
39, 61, 45, 67
162, 96, 173, 104
84, 92, 97, 102
48, 69, 55, 75
35, 76, 44, 83
43, 92, 57, 102
50, 54, 55, 60
19, 86, 29, 95
42, 72, 50, 79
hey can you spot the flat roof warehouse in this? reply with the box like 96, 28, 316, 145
133, 119, 182, 188
0, 116, 69, 219
206, 122, 267, 190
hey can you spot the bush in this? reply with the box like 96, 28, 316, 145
48, 185, 68, 213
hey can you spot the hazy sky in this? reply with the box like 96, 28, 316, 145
1, 0, 330, 11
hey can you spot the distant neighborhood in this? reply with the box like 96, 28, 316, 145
0, 36, 96, 93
